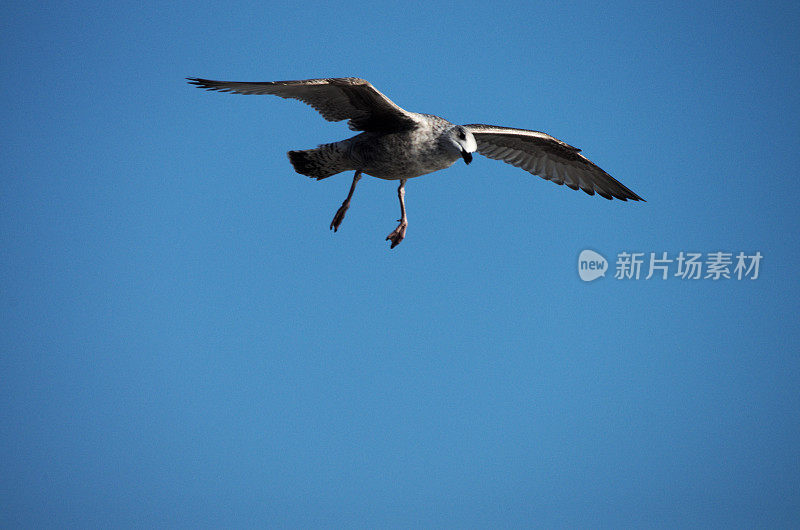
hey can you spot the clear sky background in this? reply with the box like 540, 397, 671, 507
2, 0, 799, 527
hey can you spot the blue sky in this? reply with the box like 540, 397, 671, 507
2, 0, 799, 527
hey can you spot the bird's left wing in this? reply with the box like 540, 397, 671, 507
187, 77, 420, 132
464, 124, 644, 201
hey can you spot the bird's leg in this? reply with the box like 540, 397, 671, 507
330, 170, 362, 232
386, 179, 408, 249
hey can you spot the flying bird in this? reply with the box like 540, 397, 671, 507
187, 77, 644, 248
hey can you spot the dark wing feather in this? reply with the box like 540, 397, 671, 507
187, 77, 419, 132
464, 124, 644, 201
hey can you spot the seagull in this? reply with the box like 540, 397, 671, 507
187, 77, 644, 248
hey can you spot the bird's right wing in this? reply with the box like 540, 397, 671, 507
464, 124, 644, 201
187, 77, 420, 132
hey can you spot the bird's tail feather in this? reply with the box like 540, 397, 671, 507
287, 143, 350, 180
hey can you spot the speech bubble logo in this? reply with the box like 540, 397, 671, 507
578, 250, 608, 282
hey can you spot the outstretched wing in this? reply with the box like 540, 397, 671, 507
187, 77, 420, 132
464, 124, 644, 201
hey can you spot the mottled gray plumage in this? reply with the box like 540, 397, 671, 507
188, 76, 644, 248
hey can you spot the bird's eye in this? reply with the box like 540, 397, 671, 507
458, 130, 465, 139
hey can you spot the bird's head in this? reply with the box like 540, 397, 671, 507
447, 125, 477, 165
